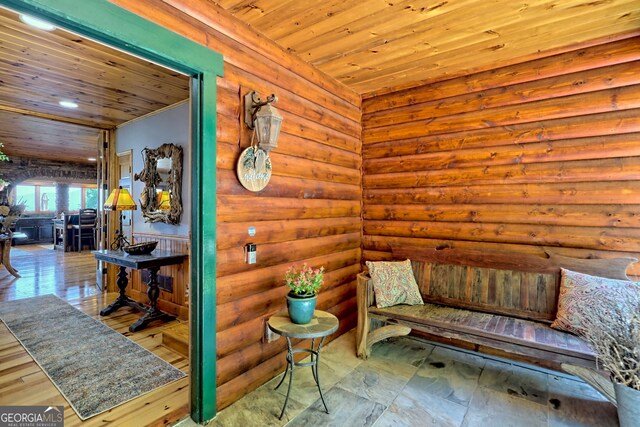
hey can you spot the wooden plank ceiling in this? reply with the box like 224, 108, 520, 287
217, 0, 640, 95
0, 6, 190, 164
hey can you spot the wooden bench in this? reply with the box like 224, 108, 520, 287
356, 247, 636, 372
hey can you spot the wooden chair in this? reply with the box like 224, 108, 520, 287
71, 209, 97, 252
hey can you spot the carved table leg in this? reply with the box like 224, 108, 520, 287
129, 266, 175, 332
1, 238, 20, 278
100, 266, 134, 316
147, 267, 161, 314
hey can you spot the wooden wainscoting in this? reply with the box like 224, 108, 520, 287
127, 233, 190, 319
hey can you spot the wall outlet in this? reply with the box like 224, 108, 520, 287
263, 320, 280, 343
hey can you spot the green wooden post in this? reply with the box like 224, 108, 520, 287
190, 73, 219, 422
0, 0, 223, 422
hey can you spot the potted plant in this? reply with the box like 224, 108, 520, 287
577, 292, 640, 426
0, 142, 8, 162
0, 142, 9, 193
0, 200, 26, 234
284, 263, 324, 324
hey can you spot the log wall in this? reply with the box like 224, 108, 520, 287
362, 35, 640, 277
110, 0, 362, 410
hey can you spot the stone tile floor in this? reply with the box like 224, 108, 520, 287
204, 330, 618, 427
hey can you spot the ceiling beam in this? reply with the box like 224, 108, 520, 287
0, 104, 109, 129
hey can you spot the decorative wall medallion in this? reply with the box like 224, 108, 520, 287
236, 146, 272, 192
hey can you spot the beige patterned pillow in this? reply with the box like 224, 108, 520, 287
365, 259, 424, 309
551, 268, 640, 335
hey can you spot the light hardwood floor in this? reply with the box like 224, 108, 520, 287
0, 245, 189, 427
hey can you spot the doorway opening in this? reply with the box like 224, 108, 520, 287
0, 0, 222, 423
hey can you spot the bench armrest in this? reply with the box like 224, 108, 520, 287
356, 272, 374, 358
357, 272, 375, 308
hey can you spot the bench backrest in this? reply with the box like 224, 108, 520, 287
411, 261, 557, 322
390, 247, 635, 323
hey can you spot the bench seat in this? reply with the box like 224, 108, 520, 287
357, 247, 636, 372
369, 302, 595, 369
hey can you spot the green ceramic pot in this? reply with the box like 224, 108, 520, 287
286, 292, 317, 324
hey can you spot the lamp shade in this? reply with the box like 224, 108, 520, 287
158, 190, 171, 210
254, 103, 282, 153
104, 187, 137, 211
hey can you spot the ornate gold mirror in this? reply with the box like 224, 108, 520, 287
134, 143, 183, 225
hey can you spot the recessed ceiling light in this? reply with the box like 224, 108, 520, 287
87, 157, 97, 162
59, 100, 78, 109
19, 14, 56, 31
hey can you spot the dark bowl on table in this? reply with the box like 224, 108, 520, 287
122, 241, 158, 255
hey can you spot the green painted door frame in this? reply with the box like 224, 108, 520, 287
0, 0, 223, 422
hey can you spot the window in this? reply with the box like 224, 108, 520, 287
68, 186, 99, 211
16, 185, 36, 212
14, 184, 97, 213
40, 186, 57, 211
68, 187, 82, 211
16, 185, 57, 213
85, 188, 98, 209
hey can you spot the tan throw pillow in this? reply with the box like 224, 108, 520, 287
551, 268, 640, 335
365, 259, 424, 309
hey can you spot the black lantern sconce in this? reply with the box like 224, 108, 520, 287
244, 91, 282, 153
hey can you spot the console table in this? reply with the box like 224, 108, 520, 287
93, 249, 187, 332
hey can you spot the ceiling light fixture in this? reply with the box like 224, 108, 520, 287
19, 14, 56, 31
87, 157, 97, 162
58, 100, 78, 109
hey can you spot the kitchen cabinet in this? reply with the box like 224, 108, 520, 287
14, 217, 55, 245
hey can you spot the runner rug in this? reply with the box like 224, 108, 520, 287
0, 294, 186, 420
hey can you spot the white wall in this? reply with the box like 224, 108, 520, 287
115, 101, 190, 237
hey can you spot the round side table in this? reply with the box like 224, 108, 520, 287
268, 310, 339, 420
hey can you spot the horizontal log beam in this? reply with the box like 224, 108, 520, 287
364, 220, 640, 252
363, 109, 640, 155
216, 217, 361, 250
364, 181, 640, 205
364, 133, 640, 173
364, 61, 640, 128
364, 157, 640, 189
217, 169, 361, 201
363, 38, 640, 112
363, 204, 640, 228
363, 85, 640, 144
217, 248, 361, 305
216, 232, 362, 277
217, 195, 361, 222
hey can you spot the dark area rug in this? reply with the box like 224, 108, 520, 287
0, 294, 186, 420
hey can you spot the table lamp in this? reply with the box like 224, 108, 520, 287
104, 186, 137, 250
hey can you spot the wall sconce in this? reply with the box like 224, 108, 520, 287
244, 91, 282, 153
237, 91, 283, 192
158, 190, 171, 211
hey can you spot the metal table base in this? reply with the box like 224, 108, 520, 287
267, 310, 339, 420
275, 336, 329, 420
